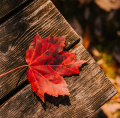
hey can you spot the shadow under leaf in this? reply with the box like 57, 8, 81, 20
35, 93, 71, 111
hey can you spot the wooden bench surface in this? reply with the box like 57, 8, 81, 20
0, 0, 117, 118
0, 0, 28, 20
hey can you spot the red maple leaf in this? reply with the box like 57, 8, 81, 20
0, 33, 86, 102
25, 33, 86, 102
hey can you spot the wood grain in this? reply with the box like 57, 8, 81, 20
0, 0, 80, 99
0, 0, 27, 20
0, 44, 117, 118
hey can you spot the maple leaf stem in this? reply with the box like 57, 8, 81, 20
0, 65, 28, 77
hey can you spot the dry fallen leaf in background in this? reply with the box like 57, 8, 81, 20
83, 26, 92, 49
95, 0, 120, 12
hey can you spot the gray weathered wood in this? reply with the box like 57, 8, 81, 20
0, 44, 117, 118
0, 0, 80, 99
0, 0, 27, 20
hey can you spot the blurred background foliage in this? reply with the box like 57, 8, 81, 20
51, 0, 120, 118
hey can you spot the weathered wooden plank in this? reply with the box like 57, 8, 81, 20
0, 0, 27, 20
0, 44, 117, 118
0, 0, 80, 99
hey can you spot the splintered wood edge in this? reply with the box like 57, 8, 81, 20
0, 0, 80, 99
0, 44, 117, 118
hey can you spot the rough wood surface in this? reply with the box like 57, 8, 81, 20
0, 0, 27, 20
0, 0, 80, 99
0, 44, 117, 118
